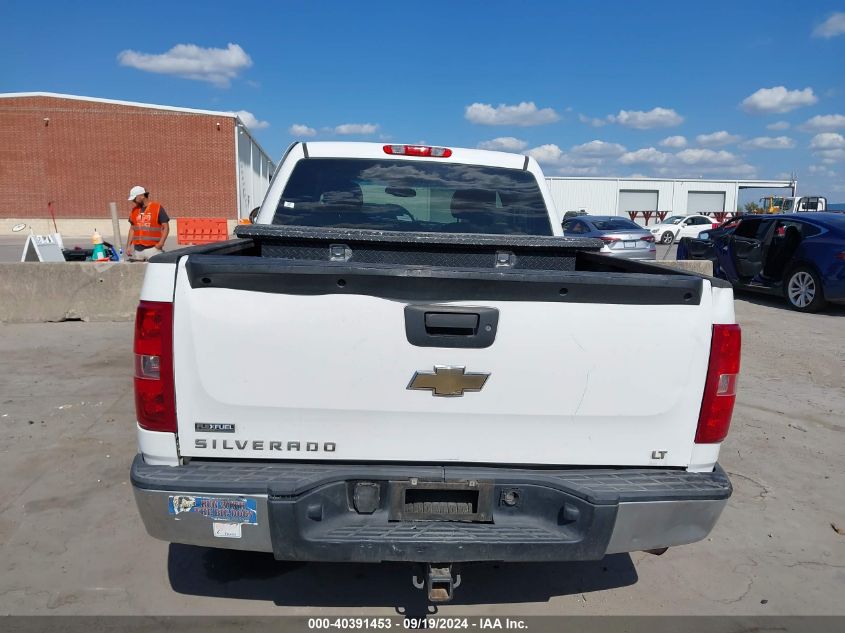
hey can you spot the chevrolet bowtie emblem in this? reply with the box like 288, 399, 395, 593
407, 366, 490, 397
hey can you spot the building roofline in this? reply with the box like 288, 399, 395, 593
0, 91, 276, 163
234, 120, 275, 167
0, 91, 239, 118
546, 176, 795, 187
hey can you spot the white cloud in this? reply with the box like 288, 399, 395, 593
817, 149, 845, 163
741, 136, 795, 150
571, 140, 626, 156
556, 165, 603, 176
813, 12, 845, 38
578, 114, 607, 128
766, 121, 790, 131
740, 86, 817, 114
527, 143, 627, 173
612, 144, 765, 178
288, 123, 316, 137
608, 107, 684, 129
676, 148, 742, 166
809, 134, 845, 164
808, 165, 832, 175
334, 123, 378, 135
704, 164, 758, 177
465, 102, 560, 126
654, 163, 757, 178
235, 110, 269, 130
800, 114, 845, 132
618, 147, 672, 165
527, 144, 564, 163
810, 132, 845, 149
696, 131, 741, 146
117, 43, 252, 87
477, 137, 528, 151
660, 135, 687, 148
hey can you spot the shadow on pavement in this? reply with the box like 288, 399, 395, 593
167, 544, 637, 614
734, 290, 845, 317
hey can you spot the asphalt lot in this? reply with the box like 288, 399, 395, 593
0, 295, 843, 616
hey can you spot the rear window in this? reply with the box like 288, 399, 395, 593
590, 218, 642, 231
273, 158, 552, 235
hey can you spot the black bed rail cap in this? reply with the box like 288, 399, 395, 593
235, 224, 603, 251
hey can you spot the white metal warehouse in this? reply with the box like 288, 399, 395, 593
545, 177, 796, 224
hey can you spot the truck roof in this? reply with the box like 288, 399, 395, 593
302, 141, 531, 171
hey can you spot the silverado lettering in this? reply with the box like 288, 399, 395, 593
194, 439, 337, 452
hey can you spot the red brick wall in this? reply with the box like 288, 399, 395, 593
0, 96, 238, 220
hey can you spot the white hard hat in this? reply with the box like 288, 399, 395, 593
128, 185, 147, 201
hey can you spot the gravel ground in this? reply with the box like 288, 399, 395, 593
0, 295, 842, 615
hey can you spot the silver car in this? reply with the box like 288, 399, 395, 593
562, 215, 657, 260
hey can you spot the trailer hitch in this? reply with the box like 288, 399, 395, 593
412, 563, 461, 603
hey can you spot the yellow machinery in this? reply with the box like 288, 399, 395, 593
757, 196, 785, 214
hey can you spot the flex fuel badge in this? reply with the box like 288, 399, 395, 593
168, 496, 258, 525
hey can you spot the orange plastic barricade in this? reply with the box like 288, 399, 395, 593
176, 218, 230, 245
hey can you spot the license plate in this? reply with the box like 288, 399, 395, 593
624, 241, 637, 248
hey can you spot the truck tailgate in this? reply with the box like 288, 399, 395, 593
172, 252, 714, 468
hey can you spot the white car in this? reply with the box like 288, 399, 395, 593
650, 215, 718, 244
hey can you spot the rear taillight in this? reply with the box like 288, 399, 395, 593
836, 251, 845, 261
599, 236, 620, 244
383, 144, 452, 158
641, 235, 655, 242
134, 301, 176, 433
695, 324, 741, 444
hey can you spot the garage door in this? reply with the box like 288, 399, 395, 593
618, 190, 658, 214
687, 191, 725, 214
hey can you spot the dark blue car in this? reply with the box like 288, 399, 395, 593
677, 213, 845, 312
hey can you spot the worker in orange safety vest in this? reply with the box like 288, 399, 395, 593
126, 185, 170, 261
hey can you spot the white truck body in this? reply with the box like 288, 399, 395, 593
131, 142, 739, 600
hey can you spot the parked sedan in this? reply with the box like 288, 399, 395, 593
677, 213, 845, 312
562, 215, 656, 260
649, 214, 719, 244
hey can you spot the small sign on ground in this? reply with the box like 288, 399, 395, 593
20, 233, 66, 262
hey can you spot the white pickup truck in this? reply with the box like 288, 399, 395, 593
131, 142, 739, 601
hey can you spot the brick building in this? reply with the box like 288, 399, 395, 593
0, 92, 275, 228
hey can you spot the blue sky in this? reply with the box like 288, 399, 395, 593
2, 0, 845, 202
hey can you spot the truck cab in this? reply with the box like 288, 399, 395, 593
780, 196, 827, 213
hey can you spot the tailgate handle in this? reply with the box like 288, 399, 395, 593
405, 305, 498, 349
424, 312, 479, 336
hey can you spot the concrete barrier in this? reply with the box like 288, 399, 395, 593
0, 262, 146, 323
656, 259, 714, 276
0, 258, 715, 324
2, 218, 240, 239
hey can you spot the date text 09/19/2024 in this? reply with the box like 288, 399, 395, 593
307, 617, 528, 629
